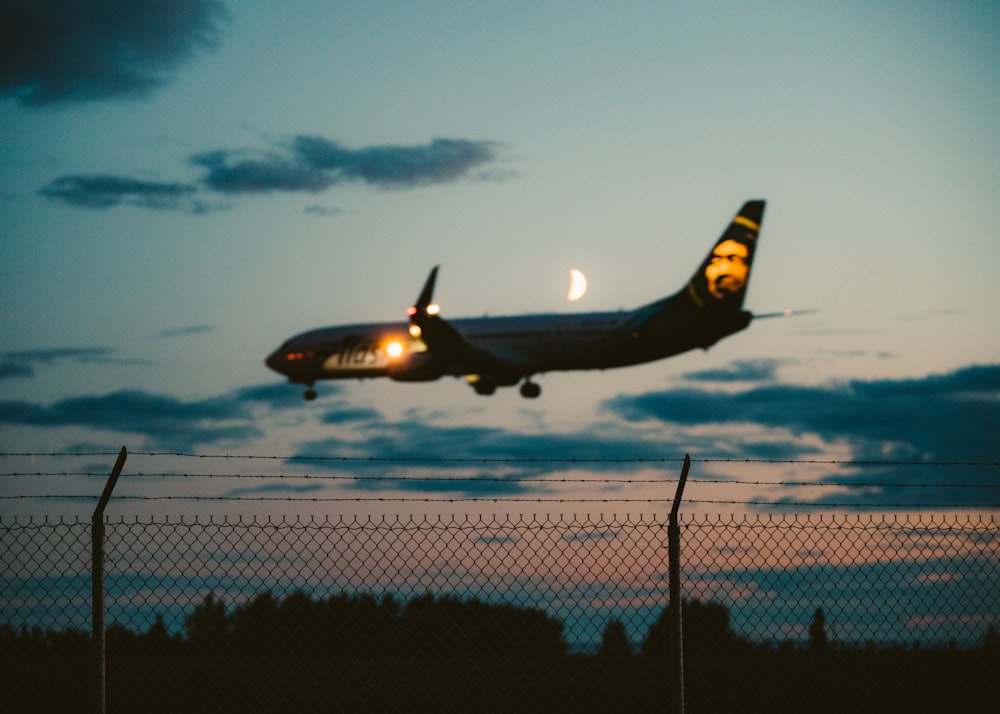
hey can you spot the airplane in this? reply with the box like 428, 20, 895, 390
266, 199, 795, 400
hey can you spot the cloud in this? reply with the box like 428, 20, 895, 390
156, 325, 215, 339
191, 149, 334, 194
2, 347, 116, 364
304, 205, 342, 217
37, 174, 212, 213
39, 136, 506, 211
0, 389, 260, 450
605, 364, 1000, 507
290, 418, 687, 497
320, 406, 382, 425
0, 0, 227, 106
683, 358, 789, 383
293, 136, 501, 188
195, 137, 501, 193
0, 347, 140, 380
222, 482, 327, 499
234, 382, 341, 411
4, 365, 993, 506
300, 420, 669, 466
0, 363, 34, 381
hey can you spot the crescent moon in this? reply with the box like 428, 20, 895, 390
567, 268, 588, 301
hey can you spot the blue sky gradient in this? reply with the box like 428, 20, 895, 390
1, 1, 998, 517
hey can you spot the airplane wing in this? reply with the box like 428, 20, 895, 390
407, 267, 518, 377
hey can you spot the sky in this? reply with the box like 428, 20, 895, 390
1, 0, 999, 519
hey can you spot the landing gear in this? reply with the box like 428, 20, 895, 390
519, 380, 541, 399
467, 374, 539, 397
473, 381, 497, 396
304, 388, 317, 401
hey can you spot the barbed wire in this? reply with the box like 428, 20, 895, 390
2, 451, 999, 468
1, 471, 997, 490
2, 493, 996, 508
2, 452, 997, 508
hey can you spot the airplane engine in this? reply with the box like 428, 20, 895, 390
386, 352, 443, 382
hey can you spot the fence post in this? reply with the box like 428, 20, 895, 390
93, 447, 127, 714
669, 454, 690, 714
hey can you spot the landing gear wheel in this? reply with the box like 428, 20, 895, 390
474, 382, 497, 396
519, 381, 541, 399
304, 388, 317, 401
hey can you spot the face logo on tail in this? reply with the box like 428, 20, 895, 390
705, 239, 750, 299
687, 206, 760, 311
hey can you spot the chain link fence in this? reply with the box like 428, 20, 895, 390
3, 512, 998, 712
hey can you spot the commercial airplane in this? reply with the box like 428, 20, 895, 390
267, 199, 787, 400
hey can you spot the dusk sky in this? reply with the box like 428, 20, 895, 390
1, 1, 998, 517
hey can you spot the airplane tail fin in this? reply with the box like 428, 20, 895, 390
684, 200, 765, 311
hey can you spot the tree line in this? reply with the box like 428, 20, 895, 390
2, 592, 996, 713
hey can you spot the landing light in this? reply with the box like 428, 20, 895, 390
386, 341, 404, 359
409, 324, 422, 338
407, 304, 440, 317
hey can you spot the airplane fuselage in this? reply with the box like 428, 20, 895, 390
267, 303, 751, 391
266, 200, 765, 398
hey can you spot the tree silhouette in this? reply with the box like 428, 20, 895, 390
641, 598, 741, 658
598, 618, 633, 658
398, 593, 564, 659
808, 607, 828, 653
185, 593, 228, 649
983, 623, 998, 652
3, 592, 998, 713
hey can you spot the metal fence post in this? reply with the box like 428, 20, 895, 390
669, 454, 690, 714
93, 447, 127, 714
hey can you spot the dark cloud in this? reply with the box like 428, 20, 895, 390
0, 347, 137, 380
156, 325, 215, 339
291, 419, 682, 497
683, 358, 788, 383
605, 364, 1000, 507
39, 136, 505, 211
37, 174, 212, 213
2, 347, 115, 364
222, 482, 326, 499
233, 382, 344, 412
289, 408, 825, 497
6, 365, 993, 506
301, 420, 668, 466
0, 0, 227, 106
320, 406, 382, 425
0, 362, 34, 381
304, 205, 342, 217
341, 468, 534, 498
191, 149, 334, 194
0, 389, 260, 450
293, 136, 501, 188
194, 137, 500, 194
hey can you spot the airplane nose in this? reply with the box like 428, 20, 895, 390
265, 349, 286, 374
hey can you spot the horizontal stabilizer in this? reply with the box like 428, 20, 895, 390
754, 308, 818, 319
